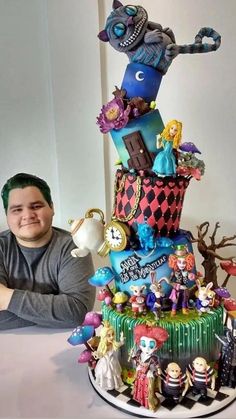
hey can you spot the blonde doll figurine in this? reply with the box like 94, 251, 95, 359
93, 321, 125, 390
152, 119, 182, 176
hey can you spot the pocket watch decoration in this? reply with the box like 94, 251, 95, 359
103, 220, 131, 252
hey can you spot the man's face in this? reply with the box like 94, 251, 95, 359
6, 186, 54, 247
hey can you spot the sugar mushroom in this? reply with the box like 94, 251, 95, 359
67, 324, 95, 346
78, 349, 93, 363
220, 260, 236, 288
97, 288, 112, 305
112, 291, 128, 312
179, 142, 201, 154
82, 311, 102, 328
224, 298, 236, 312
214, 287, 231, 305
89, 266, 115, 296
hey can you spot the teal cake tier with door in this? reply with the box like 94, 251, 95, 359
110, 109, 164, 169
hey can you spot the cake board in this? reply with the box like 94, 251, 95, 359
88, 368, 236, 418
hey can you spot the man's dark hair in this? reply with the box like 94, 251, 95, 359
1, 173, 53, 212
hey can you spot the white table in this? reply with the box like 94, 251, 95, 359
0, 326, 235, 419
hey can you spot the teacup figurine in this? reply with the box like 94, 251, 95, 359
70, 208, 106, 257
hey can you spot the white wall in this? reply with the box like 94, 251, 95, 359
0, 0, 235, 292
0, 0, 60, 227
46, 0, 106, 229
0, 0, 105, 233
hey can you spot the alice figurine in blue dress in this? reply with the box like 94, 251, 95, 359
152, 119, 182, 176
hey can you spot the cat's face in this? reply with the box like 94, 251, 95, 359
99, 3, 148, 52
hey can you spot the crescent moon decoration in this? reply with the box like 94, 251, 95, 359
135, 71, 145, 81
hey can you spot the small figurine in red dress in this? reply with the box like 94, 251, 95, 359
131, 324, 169, 411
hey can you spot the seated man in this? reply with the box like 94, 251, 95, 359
0, 173, 95, 330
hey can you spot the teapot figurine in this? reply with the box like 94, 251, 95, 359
70, 208, 108, 257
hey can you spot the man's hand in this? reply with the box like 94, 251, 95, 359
0, 283, 14, 310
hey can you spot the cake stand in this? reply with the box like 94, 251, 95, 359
88, 368, 236, 418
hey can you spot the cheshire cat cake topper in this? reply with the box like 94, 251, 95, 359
98, 0, 221, 74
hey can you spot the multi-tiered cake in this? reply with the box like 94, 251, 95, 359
68, 2, 236, 417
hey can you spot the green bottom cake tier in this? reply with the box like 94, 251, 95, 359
102, 304, 224, 369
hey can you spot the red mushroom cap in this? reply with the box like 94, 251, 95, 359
97, 288, 110, 301
220, 260, 236, 276
224, 298, 236, 311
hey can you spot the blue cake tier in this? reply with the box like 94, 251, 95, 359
109, 229, 195, 296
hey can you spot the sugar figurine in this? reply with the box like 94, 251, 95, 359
131, 324, 168, 411
93, 321, 125, 390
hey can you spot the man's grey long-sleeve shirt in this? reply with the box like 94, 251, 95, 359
0, 227, 95, 330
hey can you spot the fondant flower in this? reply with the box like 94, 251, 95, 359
97, 98, 131, 133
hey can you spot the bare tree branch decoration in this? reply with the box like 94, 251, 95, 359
191, 222, 236, 288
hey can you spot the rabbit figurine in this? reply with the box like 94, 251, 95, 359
195, 279, 215, 315
146, 271, 167, 319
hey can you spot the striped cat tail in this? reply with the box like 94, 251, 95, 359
178, 27, 221, 54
